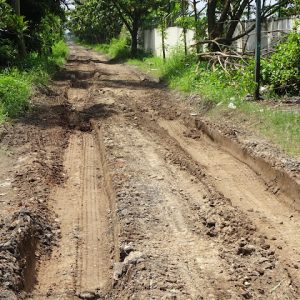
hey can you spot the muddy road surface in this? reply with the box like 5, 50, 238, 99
1, 44, 300, 300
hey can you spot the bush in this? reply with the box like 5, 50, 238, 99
52, 40, 69, 65
37, 14, 63, 56
107, 37, 130, 60
262, 32, 300, 95
87, 36, 130, 60
0, 40, 69, 121
156, 48, 255, 104
0, 39, 17, 64
0, 72, 30, 118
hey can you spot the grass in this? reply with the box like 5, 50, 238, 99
81, 37, 130, 61
82, 39, 300, 157
0, 40, 69, 121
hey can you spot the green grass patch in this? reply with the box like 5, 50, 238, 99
0, 40, 68, 121
81, 37, 130, 61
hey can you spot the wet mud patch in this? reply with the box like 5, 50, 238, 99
54, 69, 95, 81
70, 80, 91, 89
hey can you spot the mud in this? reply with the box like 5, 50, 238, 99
0, 44, 299, 300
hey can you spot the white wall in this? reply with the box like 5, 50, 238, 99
143, 17, 299, 56
143, 27, 195, 57
234, 17, 299, 53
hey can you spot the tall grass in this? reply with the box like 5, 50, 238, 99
0, 40, 68, 121
129, 48, 255, 104
83, 37, 130, 61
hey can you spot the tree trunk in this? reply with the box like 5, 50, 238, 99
10, 0, 20, 14
161, 18, 166, 60
192, 0, 200, 54
181, 0, 188, 55
207, 0, 223, 51
225, 0, 249, 43
10, 0, 26, 56
131, 20, 139, 57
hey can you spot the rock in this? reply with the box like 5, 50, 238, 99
244, 94, 253, 101
237, 244, 256, 256
78, 291, 100, 299
124, 251, 144, 265
122, 243, 134, 253
261, 243, 270, 250
228, 102, 237, 109
206, 219, 216, 227
113, 262, 124, 280
241, 291, 252, 299
0, 290, 18, 300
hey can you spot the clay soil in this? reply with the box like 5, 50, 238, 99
0, 44, 300, 300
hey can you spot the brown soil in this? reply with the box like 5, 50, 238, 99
0, 44, 300, 300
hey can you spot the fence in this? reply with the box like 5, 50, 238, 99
142, 17, 299, 57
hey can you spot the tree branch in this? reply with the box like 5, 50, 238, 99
110, 0, 133, 34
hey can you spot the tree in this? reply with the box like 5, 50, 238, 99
0, 0, 66, 64
110, 0, 168, 56
10, 0, 26, 55
201, 0, 295, 51
69, 0, 122, 44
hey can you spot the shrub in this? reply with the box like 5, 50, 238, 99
262, 31, 300, 95
0, 72, 30, 118
37, 14, 63, 56
52, 40, 69, 65
107, 37, 130, 60
0, 40, 69, 122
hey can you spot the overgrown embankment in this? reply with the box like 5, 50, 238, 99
0, 40, 69, 122
83, 36, 300, 157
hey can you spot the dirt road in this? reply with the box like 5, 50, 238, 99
1, 44, 299, 300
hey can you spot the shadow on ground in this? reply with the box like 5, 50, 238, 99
16, 102, 117, 131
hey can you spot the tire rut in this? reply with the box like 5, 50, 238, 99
21, 43, 300, 300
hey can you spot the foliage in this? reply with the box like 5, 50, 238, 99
68, 0, 122, 44
0, 39, 17, 63
36, 14, 63, 55
0, 0, 65, 65
82, 35, 131, 61
109, 0, 174, 56
0, 71, 30, 118
0, 0, 27, 64
261, 31, 300, 95
0, 40, 68, 121
52, 40, 69, 65
202, 0, 298, 50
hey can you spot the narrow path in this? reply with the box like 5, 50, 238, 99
27, 44, 300, 300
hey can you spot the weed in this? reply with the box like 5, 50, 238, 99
82, 37, 130, 61
0, 40, 68, 121
0, 72, 30, 118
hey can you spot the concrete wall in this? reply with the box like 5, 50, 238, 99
143, 17, 299, 56
234, 17, 299, 53
143, 27, 195, 57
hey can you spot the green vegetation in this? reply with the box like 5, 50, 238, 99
68, 0, 122, 44
0, 40, 68, 121
0, 0, 68, 122
262, 31, 300, 95
84, 36, 131, 61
